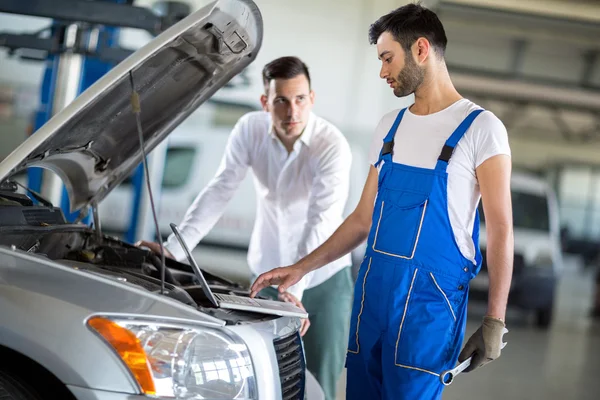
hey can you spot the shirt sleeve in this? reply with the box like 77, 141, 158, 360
163, 116, 251, 261
368, 111, 395, 166
472, 111, 511, 168
287, 133, 353, 300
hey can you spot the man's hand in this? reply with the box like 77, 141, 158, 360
458, 316, 507, 372
250, 264, 309, 298
278, 292, 310, 336
135, 240, 174, 259
250, 167, 379, 299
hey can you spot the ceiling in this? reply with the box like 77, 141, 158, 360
440, 0, 600, 23
428, 0, 600, 165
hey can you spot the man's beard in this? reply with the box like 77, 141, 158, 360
393, 54, 425, 98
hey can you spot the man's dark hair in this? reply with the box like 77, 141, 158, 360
262, 56, 311, 90
368, 2, 448, 57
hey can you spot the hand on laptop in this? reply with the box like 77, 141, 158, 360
250, 264, 309, 297
135, 240, 174, 259
278, 292, 310, 336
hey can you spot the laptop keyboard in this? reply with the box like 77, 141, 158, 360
216, 293, 262, 306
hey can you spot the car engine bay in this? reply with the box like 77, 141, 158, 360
0, 185, 275, 325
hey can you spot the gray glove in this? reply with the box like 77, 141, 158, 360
458, 316, 507, 373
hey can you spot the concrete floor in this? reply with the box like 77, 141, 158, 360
193, 248, 600, 400
333, 256, 600, 400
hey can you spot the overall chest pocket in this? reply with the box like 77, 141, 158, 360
372, 188, 428, 259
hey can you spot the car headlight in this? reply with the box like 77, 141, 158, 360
88, 316, 257, 399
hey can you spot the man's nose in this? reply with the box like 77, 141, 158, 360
380, 64, 388, 80
288, 102, 298, 118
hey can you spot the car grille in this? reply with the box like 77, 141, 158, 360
273, 332, 305, 400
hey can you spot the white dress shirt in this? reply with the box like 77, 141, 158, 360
164, 111, 353, 299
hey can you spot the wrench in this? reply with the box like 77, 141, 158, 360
440, 328, 508, 386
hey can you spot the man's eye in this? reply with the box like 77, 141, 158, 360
385, 58, 392, 63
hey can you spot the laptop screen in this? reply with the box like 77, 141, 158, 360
169, 223, 219, 307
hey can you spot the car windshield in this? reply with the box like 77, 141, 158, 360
479, 190, 550, 232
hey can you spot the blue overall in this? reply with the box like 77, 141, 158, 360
345, 108, 484, 400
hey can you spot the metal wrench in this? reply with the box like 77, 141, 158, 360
440, 328, 508, 386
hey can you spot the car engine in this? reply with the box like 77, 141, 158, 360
0, 186, 275, 325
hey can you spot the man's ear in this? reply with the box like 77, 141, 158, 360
260, 94, 268, 111
309, 90, 315, 105
414, 37, 431, 64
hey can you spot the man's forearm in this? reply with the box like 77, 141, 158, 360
296, 211, 370, 273
485, 225, 514, 320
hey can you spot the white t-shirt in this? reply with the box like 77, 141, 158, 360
368, 99, 511, 263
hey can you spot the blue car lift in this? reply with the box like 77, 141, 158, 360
0, 0, 189, 243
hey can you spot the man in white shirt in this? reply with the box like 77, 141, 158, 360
251, 5, 513, 400
138, 56, 354, 400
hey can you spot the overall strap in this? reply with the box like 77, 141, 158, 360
472, 208, 482, 267
375, 108, 407, 167
435, 109, 485, 172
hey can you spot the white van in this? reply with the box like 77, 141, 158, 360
470, 171, 562, 328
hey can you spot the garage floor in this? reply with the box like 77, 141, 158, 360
334, 256, 600, 399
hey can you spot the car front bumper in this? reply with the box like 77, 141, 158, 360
68, 386, 149, 400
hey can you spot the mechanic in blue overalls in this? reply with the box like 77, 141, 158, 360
251, 4, 514, 399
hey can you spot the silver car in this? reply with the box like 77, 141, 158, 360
0, 1, 311, 399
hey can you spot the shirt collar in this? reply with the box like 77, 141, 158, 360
268, 112, 316, 148
298, 112, 315, 147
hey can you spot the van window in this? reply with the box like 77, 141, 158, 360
211, 100, 256, 127
162, 147, 196, 188
512, 192, 550, 231
479, 191, 550, 232
121, 147, 196, 189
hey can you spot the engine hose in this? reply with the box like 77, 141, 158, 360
146, 253, 180, 285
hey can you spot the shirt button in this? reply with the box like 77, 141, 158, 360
463, 267, 469, 272
458, 285, 464, 291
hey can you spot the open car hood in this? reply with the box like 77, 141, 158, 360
0, 0, 262, 212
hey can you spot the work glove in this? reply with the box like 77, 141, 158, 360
458, 316, 507, 373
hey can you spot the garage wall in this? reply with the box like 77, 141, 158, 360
446, 0, 600, 23
171, 0, 420, 133
0, 15, 50, 85
0, 0, 417, 150
511, 138, 600, 170
0, 15, 50, 159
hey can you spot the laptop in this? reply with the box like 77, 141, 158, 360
169, 223, 308, 318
